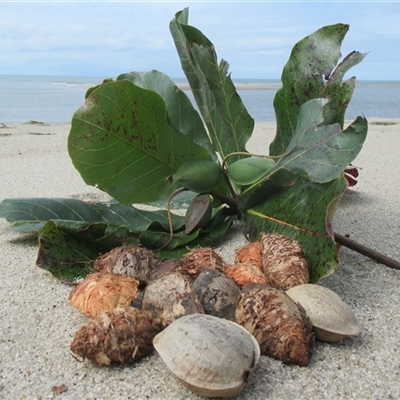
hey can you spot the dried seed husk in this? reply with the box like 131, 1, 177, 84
234, 241, 263, 271
70, 307, 155, 365
224, 262, 268, 288
261, 233, 309, 290
93, 244, 161, 284
153, 314, 260, 398
286, 284, 361, 342
69, 272, 139, 317
142, 271, 203, 330
235, 283, 314, 366
181, 247, 225, 280
192, 269, 240, 321
149, 259, 186, 281
185, 194, 212, 234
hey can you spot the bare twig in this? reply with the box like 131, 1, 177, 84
334, 232, 400, 271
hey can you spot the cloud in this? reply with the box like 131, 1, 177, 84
0, 2, 399, 80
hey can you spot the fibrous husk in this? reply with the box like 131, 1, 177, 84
70, 307, 155, 365
192, 269, 240, 321
234, 241, 263, 271
153, 314, 260, 398
181, 247, 225, 279
142, 271, 203, 330
93, 244, 161, 284
235, 283, 314, 366
149, 259, 186, 281
224, 262, 268, 288
261, 233, 309, 290
69, 272, 139, 317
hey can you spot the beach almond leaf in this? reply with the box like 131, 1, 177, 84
269, 99, 368, 183
36, 221, 99, 282
242, 175, 348, 283
68, 79, 211, 204
117, 70, 217, 162
271, 23, 366, 156
0, 197, 185, 233
170, 8, 254, 164
322, 51, 367, 126
239, 102, 366, 210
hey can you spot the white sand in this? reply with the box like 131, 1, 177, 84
1, 118, 400, 399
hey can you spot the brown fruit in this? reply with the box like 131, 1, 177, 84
69, 272, 139, 317
261, 233, 309, 290
224, 262, 268, 288
235, 284, 314, 366
93, 244, 161, 284
149, 259, 186, 281
192, 269, 240, 321
185, 194, 212, 234
70, 307, 155, 365
142, 271, 203, 330
234, 241, 263, 271
181, 247, 225, 280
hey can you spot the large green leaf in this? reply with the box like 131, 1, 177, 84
117, 70, 217, 161
239, 101, 367, 209
242, 175, 348, 282
271, 23, 367, 156
170, 8, 254, 164
270, 100, 367, 183
0, 197, 234, 281
68, 79, 211, 204
0, 197, 186, 232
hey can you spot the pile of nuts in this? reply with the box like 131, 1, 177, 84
68, 233, 361, 397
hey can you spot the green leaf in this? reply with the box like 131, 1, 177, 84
0, 197, 185, 233
36, 221, 99, 283
271, 23, 367, 156
0, 197, 234, 281
239, 101, 367, 209
170, 8, 254, 164
242, 175, 348, 283
322, 51, 367, 126
155, 213, 235, 259
68, 79, 212, 204
270, 100, 368, 183
117, 70, 217, 161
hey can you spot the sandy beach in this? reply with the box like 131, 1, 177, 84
1, 118, 400, 399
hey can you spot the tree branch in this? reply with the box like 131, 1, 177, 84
334, 232, 400, 271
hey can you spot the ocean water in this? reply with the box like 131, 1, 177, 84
0, 75, 399, 124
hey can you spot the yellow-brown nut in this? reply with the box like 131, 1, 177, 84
224, 262, 268, 288
261, 233, 309, 290
235, 283, 314, 366
181, 247, 225, 280
69, 272, 139, 317
71, 307, 155, 365
93, 244, 161, 284
234, 241, 263, 271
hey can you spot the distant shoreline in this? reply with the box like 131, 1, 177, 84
69, 82, 282, 91
175, 82, 281, 91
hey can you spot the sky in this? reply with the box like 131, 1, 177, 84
0, 1, 399, 81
